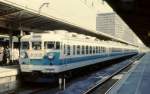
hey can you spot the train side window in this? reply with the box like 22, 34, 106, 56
64, 44, 66, 55
103, 47, 106, 53
73, 45, 75, 55
93, 46, 95, 54
100, 47, 102, 53
102, 47, 104, 53
44, 41, 55, 49
98, 47, 100, 53
96, 46, 98, 53
67, 45, 70, 55
101, 47, 103, 53
86, 46, 88, 54
90, 46, 92, 54
77, 45, 80, 55
56, 42, 60, 49
109, 48, 112, 52
82, 46, 85, 54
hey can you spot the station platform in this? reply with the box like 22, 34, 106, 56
107, 53, 150, 94
0, 66, 18, 93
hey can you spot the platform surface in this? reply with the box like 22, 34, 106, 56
0, 66, 18, 78
107, 53, 150, 94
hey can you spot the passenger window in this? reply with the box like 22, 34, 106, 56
103, 47, 106, 53
73, 45, 76, 55
82, 46, 85, 54
77, 45, 80, 55
102, 47, 104, 53
98, 47, 100, 53
96, 46, 98, 53
86, 46, 88, 54
56, 42, 60, 49
64, 44, 66, 54
101, 47, 103, 53
90, 46, 92, 54
93, 46, 95, 54
67, 45, 70, 55
44, 41, 55, 49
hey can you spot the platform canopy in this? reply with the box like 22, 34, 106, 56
0, 0, 136, 46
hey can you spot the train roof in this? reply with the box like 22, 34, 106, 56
21, 35, 31, 41
20, 30, 138, 49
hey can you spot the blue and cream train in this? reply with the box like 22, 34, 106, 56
19, 30, 138, 74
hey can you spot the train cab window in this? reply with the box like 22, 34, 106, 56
44, 41, 55, 49
86, 46, 88, 54
13, 42, 19, 49
56, 42, 60, 49
32, 41, 41, 50
21, 42, 29, 49
73, 45, 76, 55
77, 45, 80, 55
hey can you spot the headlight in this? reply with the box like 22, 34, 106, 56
20, 52, 27, 58
47, 53, 54, 59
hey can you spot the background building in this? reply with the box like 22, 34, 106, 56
96, 12, 143, 46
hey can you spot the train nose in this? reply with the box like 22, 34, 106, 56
29, 51, 43, 59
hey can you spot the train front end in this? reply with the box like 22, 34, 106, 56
20, 34, 61, 74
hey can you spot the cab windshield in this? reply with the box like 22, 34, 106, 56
13, 42, 19, 49
44, 41, 60, 49
32, 41, 41, 50
21, 42, 29, 50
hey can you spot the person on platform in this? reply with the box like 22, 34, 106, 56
3, 46, 10, 65
0, 46, 4, 65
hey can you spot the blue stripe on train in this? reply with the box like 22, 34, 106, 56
30, 53, 107, 65
29, 52, 135, 65
62, 54, 107, 64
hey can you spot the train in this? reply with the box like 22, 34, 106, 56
19, 30, 138, 76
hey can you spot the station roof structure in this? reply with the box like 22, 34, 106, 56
106, 0, 150, 47
0, 0, 137, 46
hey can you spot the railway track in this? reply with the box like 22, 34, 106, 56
83, 54, 144, 94
7, 54, 144, 94
57, 54, 144, 94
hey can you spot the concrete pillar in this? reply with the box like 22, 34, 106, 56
8, 25, 13, 63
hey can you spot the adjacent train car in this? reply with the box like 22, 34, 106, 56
10, 36, 19, 62
0, 35, 19, 63
19, 30, 138, 74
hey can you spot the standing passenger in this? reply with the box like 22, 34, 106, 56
0, 46, 4, 65
3, 46, 10, 65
